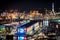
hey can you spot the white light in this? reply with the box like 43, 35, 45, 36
18, 28, 24, 33
58, 20, 60, 22
18, 37, 24, 40
43, 20, 49, 26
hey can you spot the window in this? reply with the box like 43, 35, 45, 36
43, 20, 49, 26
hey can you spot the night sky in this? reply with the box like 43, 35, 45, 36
0, 0, 60, 12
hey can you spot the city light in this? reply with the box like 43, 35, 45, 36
18, 37, 24, 40
58, 20, 60, 22
18, 28, 24, 33
0, 1, 60, 40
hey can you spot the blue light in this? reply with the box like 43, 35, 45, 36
18, 37, 24, 40
17, 27, 26, 37
18, 28, 24, 33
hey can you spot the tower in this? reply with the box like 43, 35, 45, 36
52, 3, 54, 12
52, 2, 56, 15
